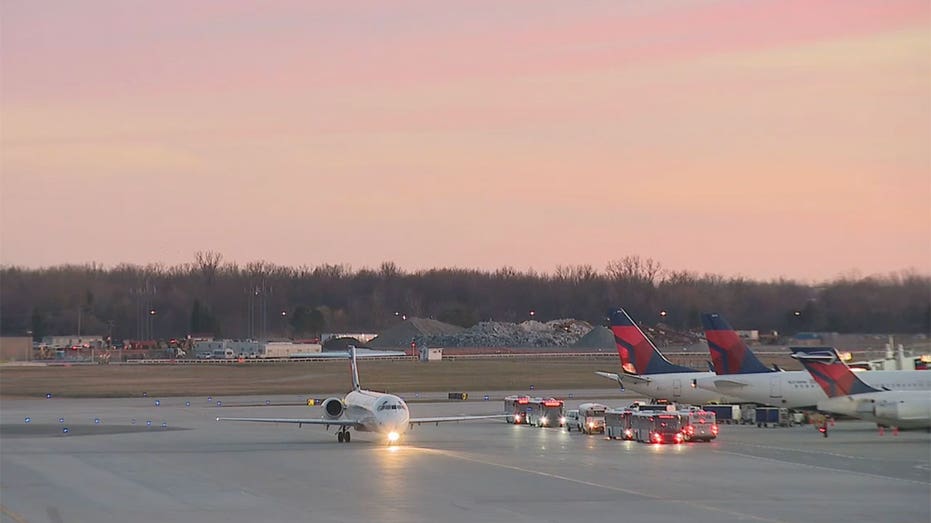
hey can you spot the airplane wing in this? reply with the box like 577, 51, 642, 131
217, 417, 362, 428
595, 371, 652, 385
409, 414, 510, 426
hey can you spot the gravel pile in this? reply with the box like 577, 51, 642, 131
416, 318, 593, 348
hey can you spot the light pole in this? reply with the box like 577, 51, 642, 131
280, 310, 288, 338
149, 309, 157, 342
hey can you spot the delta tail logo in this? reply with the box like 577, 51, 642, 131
608, 308, 694, 375
701, 313, 772, 375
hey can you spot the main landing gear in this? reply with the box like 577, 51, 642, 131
337, 429, 352, 443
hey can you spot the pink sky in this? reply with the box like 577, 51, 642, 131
2, 0, 929, 281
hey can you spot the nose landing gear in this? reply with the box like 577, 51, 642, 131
337, 429, 351, 443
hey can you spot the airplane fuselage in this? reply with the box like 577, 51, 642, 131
343, 389, 411, 435
694, 370, 931, 409
613, 371, 747, 404
817, 391, 931, 429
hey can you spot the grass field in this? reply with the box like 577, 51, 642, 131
0, 359, 626, 398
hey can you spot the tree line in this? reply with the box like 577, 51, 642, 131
1, 253, 928, 342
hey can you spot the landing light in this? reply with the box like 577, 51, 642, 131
387, 431, 400, 443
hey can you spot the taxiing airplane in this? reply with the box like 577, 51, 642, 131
218, 346, 506, 444
595, 308, 755, 404
693, 315, 931, 408
792, 347, 931, 429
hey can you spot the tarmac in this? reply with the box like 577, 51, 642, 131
1, 391, 929, 523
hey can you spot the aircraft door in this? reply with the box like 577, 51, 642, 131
673, 379, 682, 398
769, 376, 782, 398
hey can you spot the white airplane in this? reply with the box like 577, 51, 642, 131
595, 309, 754, 405
693, 316, 931, 408
792, 347, 931, 429
218, 346, 506, 444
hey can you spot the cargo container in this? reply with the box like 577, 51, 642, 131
701, 404, 741, 424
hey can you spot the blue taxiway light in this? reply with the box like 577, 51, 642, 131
46, 393, 52, 399
146, 420, 152, 426
216, 401, 222, 407
62, 427, 69, 434
155, 400, 161, 407
185, 401, 191, 407
59, 417, 64, 423
94, 418, 101, 424
24, 417, 31, 423
265, 400, 271, 406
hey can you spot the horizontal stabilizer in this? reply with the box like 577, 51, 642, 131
595, 370, 651, 385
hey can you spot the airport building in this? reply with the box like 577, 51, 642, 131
193, 340, 322, 358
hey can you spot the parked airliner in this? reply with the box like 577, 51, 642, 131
694, 314, 931, 408
218, 346, 506, 444
595, 308, 761, 404
792, 347, 931, 429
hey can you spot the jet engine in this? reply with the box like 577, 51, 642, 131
322, 397, 345, 419
873, 398, 931, 422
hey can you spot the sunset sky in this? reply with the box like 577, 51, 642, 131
2, 0, 929, 281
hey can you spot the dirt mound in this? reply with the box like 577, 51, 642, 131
572, 326, 615, 349
368, 317, 464, 348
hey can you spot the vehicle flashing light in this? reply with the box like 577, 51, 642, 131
543, 399, 562, 407
674, 433, 684, 443
541, 417, 549, 425
560, 417, 567, 424
517, 397, 529, 404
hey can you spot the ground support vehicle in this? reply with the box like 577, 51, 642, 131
526, 398, 565, 428
631, 412, 684, 444
504, 395, 531, 424
577, 403, 607, 434
605, 409, 634, 440
679, 410, 718, 441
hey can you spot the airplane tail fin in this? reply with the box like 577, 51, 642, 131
790, 347, 880, 397
608, 308, 694, 374
349, 345, 361, 391
701, 313, 772, 375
